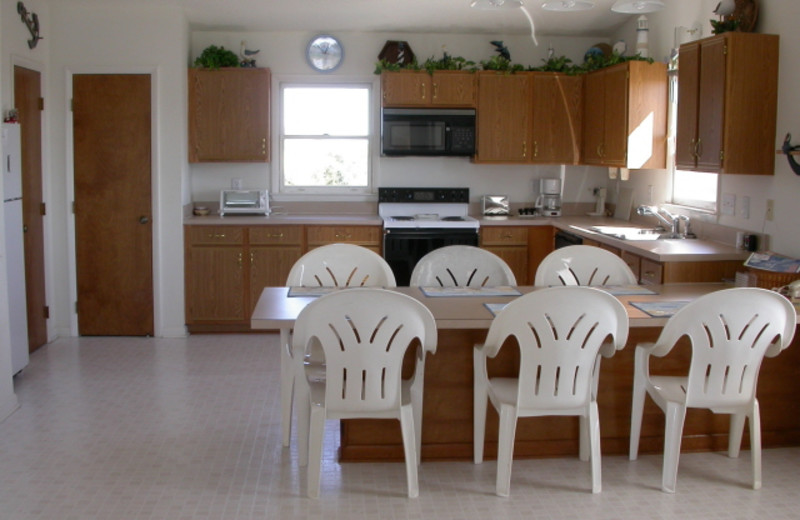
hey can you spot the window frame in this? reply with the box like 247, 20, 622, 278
273, 76, 380, 199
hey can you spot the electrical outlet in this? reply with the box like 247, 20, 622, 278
721, 193, 736, 216
766, 199, 775, 221
740, 196, 750, 219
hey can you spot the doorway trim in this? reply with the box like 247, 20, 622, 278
65, 66, 162, 337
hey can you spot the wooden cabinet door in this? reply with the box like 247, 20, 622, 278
185, 245, 245, 322
381, 71, 430, 106
601, 65, 629, 166
249, 246, 303, 312
620, 250, 642, 282
675, 41, 701, 170
476, 73, 531, 162
527, 226, 554, 284
480, 226, 528, 284
582, 70, 606, 165
431, 72, 476, 106
531, 74, 583, 164
306, 225, 382, 253
639, 258, 664, 285
188, 68, 270, 162
695, 37, 726, 172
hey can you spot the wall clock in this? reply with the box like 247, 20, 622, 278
306, 34, 343, 72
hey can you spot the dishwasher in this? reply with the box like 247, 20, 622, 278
554, 230, 583, 249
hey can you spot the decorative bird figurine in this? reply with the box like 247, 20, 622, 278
239, 40, 260, 67
490, 40, 510, 60
713, 0, 736, 17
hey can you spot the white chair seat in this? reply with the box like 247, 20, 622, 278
629, 287, 797, 493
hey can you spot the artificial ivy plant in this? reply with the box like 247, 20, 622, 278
193, 45, 240, 69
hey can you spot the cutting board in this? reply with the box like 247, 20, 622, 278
614, 187, 634, 221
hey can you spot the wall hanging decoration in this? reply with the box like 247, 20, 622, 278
378, 41, 415, 66
17, 2, 42, 49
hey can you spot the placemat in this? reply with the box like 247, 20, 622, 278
420, 286, 522, 297
629, 300, 690, 317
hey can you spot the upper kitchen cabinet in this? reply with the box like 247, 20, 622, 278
582, 61, 667, 169
188, 67, 271, 162
475, 71, 531, 163
530, 73, 583, 165
381, 71, 476, 107
675, 33, 779, 175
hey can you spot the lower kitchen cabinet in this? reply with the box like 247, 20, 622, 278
527, 226, 555, 284
480, 226, 530, 284
185, 225, 303, 332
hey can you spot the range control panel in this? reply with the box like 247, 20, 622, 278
378, 187, 469, 203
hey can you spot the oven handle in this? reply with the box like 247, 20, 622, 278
384, 228, 479, 239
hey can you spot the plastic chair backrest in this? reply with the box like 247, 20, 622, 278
534, 245, 637, 286
652, 287, 796, 409
484, 286, 629, 410
286, 243, 396, 288
410, 245, 517, 287
293, 288, 437, 413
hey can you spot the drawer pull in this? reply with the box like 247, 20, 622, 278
334, 233, 353, 239
267, 232, 284, 239
207, 233, 226, 239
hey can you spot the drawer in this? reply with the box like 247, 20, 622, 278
249, 226, 303, 245
620, 251, 641, 280
481, 226, 528, 246
640, 258, 664, 285
306, 225, 382, 245
186, 226, 244, 245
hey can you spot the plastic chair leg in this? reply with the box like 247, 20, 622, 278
473, 348, 488, 464
400, 404, 420, 498
280, 329, 293, 448
750, 400, 762, 490
728, 412, 746, 458
661, 401, 687, 493
588, 402, 602, 493
306, 406, 326, 498
495, 404, 517, 497
629, 348, 647, 460
296, 374, 311, 467
578, 415, 589, 461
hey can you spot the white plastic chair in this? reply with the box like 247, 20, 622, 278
410, 245, 517, 287
293, 288, 437, 498
629, 287, 796, 493
534, 245, 637, 286
280, 244, 396, 448
474, 286, 629, 496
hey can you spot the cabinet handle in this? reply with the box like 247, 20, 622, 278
696, 138, 703, 158
689, 138, 696, 158
207, 233, 226, 239
522, 142, 527, 159
433, 82, 438, 100
502, 233, 513, 239
250, 251, 255, 265
533, 141, 538, 158
334, 233, 353, 239
237, 252, 243, 267
266, 232, 284, 239
261, 137, 267, 155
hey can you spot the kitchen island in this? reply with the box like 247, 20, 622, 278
252, 284, 800, 462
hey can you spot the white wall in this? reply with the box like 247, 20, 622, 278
189, 30, 610, 207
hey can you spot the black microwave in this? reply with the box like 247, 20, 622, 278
381, 108, 476, 157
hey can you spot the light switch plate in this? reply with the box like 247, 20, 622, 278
721, 193, 735, 216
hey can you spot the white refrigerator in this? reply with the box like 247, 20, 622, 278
2, 123, 29, 375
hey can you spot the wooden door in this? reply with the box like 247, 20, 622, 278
73, 74, 153, 335
476, 73, 531, 162
14, 66, 48, 351
675, 41, 700, 170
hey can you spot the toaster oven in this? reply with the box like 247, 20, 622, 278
219, 189, 270, 216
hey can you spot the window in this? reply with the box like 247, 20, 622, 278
280, 84, 372, 194
668, 72, 718, 212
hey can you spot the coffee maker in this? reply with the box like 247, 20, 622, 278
534, 178, 562, 217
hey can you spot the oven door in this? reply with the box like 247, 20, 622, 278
383, 228, 479, 286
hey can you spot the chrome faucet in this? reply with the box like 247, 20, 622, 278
636, 205, 691, 238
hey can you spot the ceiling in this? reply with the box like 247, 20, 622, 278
86, 0, 640, 37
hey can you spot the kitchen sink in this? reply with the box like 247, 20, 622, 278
579, 225, 695, 241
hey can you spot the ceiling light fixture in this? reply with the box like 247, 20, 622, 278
541, 1, 595, 12
610, 0, 665, 14
470, 0, 539, 46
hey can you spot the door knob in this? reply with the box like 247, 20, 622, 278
139, 216, 150, 224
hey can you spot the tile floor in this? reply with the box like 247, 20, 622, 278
1, 334, 799, 519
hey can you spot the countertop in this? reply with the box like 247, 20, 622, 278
185, 211, 749, 264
